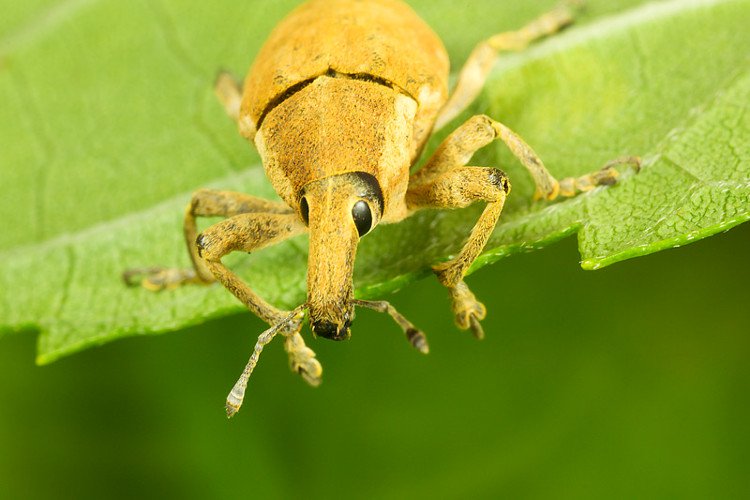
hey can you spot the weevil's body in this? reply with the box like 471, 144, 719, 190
229, 0, 460, 337
242, 0, 449, 223
125, 0, 638, 417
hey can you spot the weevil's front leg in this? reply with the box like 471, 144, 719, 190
123, 189, 292, 291
407, 166, 510, 339
196, 211, 305, 325
197, 213, 317, 417
436, 1, 582, 130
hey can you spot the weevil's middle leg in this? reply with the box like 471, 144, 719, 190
436, 1, 583, 130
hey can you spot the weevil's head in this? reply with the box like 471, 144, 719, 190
298, 172, 384, 341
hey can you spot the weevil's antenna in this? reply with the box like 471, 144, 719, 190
353, 299, 429, 354
226, 306, 306, 418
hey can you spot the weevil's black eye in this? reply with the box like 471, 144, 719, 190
299, 196, 310, 226
352, 200, 372, 237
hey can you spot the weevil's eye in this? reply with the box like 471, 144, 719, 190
352, 200, 373, 237
300, 196, 310, 225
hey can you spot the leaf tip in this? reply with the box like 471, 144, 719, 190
580, 258, 603, 271
35, 353, 53, 366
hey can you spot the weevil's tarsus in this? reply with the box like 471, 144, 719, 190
436, 1, 584, 130
469, 315, 485, 341
121, 267, 203, 291
284, 331, 323, 386
353, 299, 429, 354
226, 306, 306, 418
554, 156, 641, 198
448, 282, 487, 340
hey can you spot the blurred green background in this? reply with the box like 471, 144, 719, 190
2, 224, 749, 499
2, 0, 749, 498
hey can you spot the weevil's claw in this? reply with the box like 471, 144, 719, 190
296, 358, 323, 387
122, 267, 201, 291
603, 155, 642, 174
285, 332, 323, 387
122, 267, 158, 287
468, 315, 485, 341
449, 281, 487, 340
580, 155, 642, 192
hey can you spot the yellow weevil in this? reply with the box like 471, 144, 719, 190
125, 0, 638, 417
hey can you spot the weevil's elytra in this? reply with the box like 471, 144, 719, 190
242, 0, 449, 146
123, 0, 640, 417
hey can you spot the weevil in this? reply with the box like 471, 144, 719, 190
124, 0, 639, 417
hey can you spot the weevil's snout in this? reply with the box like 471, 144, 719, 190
311, 318, 352, 341
300, 171, 384, 343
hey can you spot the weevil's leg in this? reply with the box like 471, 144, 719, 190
487, 120, 640, 200
197, 211, 306, 325
353, 299, 429, 354
123, 189, 292, 291
215, 70, 257, 139
409, 114, 635, 337
435, 1, 583, 130
214, 70, 243, 122
407, 165, 510, 339
226, 306, 306, 418
410, 114, 503, 188
284, 331, 323, 387
556, 156, 641, 197
413, 115, 631, 201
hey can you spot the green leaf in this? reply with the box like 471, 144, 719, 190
1, 0, 748, 363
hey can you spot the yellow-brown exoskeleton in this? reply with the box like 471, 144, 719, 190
124, 0, 639, 417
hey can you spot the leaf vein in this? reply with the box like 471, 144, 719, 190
0, 0, 99, 59
146, 0, 239, 175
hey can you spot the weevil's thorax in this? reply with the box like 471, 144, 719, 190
239, 0, 449, 223
254, 76, 418, 223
